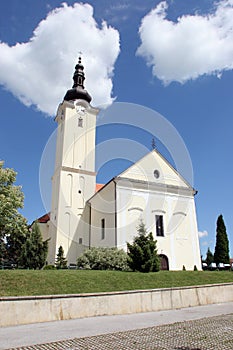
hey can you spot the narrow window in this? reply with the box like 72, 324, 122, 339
101, 218, 105, 240
78, 117, 83, 128
156, 215, 164, 237
79, 238, 83, 245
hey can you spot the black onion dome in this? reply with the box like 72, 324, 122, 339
64, 57, 92, 103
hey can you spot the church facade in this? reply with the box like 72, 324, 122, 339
39, 58, 202, 270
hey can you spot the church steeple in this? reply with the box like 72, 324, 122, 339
49, 55, 99, 265
64, 56, 92, 103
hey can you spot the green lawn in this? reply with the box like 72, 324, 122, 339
0, 270, 233, 297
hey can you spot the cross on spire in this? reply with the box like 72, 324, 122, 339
151, 137, 156, 150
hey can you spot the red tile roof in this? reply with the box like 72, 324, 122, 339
96, 183, 104, 192
37, 213, 50, 223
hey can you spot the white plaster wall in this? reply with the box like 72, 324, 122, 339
59, 102, 96, 172
37, 222, 55, 265
89, 182, 116, 248
116, 183, 201, 271
121, 150, 189, 188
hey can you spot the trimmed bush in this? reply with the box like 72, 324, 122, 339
43, 264, 55, 270
77, 247, 129, 271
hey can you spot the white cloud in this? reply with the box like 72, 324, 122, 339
198, 230, 208, 238
137, 0, 233, 84
0, 3, 120, 116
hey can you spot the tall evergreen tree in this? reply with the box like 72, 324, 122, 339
55, 245, 67, 269
20, 221, 49, 269
214, 214, 230, 265
205, 247, 214, 266
127, 220, 160, 272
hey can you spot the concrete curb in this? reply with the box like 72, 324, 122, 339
1, 283, 233, 327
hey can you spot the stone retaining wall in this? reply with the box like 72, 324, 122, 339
0, 283, 233, 327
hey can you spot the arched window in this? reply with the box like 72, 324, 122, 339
156, 215, 164, 237
78, 117, 83, 128
64, 212, 71, 237
101, 218, 105, 240
66, 174, 73, 207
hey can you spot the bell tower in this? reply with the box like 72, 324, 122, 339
48, 57, 99, 264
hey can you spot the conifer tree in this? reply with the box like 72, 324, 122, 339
205, 247, 214, 266
214, 214, 230, 265
20, 222, 49, 269
127, 220, 160, 272
55, 245, 67, 269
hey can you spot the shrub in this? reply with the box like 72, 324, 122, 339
77, 247, 129, 271
127, 220, 160, 273
43, 264, 55, 270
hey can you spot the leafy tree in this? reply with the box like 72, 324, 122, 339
127, 220, 160, 272
4, 214, 28, 266
205, 247, 214, 266
20, 222, 49, 269
0, 162, 25, 238
55, 245, 67, 269
0, 238, 6, 265
77, 247, 129, 271
214, 214, 230, 265
0, 162, 28, 265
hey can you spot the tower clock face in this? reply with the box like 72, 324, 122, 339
76, 105, 86, 115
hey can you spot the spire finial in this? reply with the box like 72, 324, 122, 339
72, 56, 85, 89
63, 54, 92, 103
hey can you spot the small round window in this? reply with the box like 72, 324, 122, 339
154, 170, 160, 179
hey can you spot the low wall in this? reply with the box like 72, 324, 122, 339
0, 283, 233, 327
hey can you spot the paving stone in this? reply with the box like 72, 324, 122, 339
6, 313, 233, 350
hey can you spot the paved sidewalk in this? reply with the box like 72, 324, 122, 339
0, 302, 233, 350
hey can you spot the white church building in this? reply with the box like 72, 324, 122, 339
39, 58, 202, 271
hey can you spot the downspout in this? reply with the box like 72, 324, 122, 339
89, 203, 92, 249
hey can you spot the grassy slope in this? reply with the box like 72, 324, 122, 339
0, 270, 233, 297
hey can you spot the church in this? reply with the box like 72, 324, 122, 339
38, 57, 202, 271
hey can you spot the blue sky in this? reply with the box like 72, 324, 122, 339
0, 0, 233, 258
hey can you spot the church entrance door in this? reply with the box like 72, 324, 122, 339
159, 254, 169, 270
